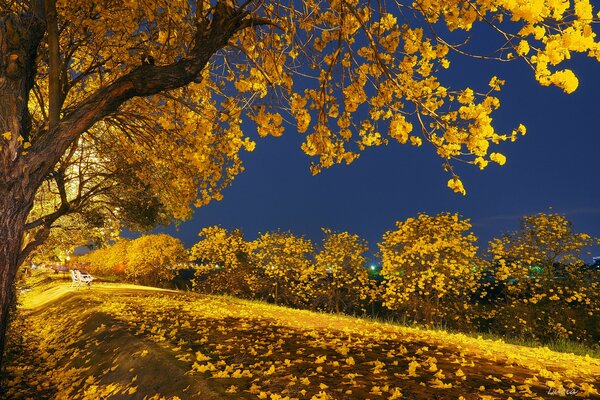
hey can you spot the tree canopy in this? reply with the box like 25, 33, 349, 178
379, 212, 482, 325
486, 213, 599, 342
3, 0, 600, 257
254, 231, 314, 305
312, 229, 372, 313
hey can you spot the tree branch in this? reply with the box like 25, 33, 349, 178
18, 225, 52, 266
21, 0, 252, 193
44, 0, 61, 129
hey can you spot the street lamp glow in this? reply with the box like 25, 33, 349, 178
370, 265, 376, 271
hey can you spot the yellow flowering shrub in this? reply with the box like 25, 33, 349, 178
125, 234, 187, 286
80, 234, 186, 286
252, 232, 315, 306
76, 214, 599, 347
310, 229, 374, 313
486, 214, 600, 344
78, 239, 131, 277
379, 213, 483, 328
191, 226, 261, 297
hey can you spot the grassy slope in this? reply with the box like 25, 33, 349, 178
2, 281, 599, 400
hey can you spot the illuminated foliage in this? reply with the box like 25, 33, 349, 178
487, 213, 600, 343
80, 234, 186, 286
20, 138, 124, 266
253, 231, 314, 306
125, 234, 187, 286
78, 239, 132, 277
311, 229, 373, 313
25, 215, 115, 267
3, 0, 598, 266
190, 226, 261, 297
75, 214, 599, 347
379, 213, 483, 327
2, 0, 600, 364
489, 213, 598, 276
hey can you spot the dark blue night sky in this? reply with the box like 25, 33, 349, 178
159, 46, 600, 262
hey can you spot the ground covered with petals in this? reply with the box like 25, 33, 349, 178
2, 282, 599, 399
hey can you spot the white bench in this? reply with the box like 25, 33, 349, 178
70, 269, 94, 287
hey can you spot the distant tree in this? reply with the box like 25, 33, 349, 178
487, 213, 599, 343
103, 239, 132, 276
190, 226, 260, 297
126, 234, 187, 287
27, 215, 118, 267
253, 232, 314, 306
489, 213, 598, 279
191, 226, 249, 269
379, 213, 482, 327
78, 238, 131, 277
312, 229, 372, 313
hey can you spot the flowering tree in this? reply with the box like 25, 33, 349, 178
190, 226, 260, 297
79, 234, 185, 285
78, 238, 131, 277
312, 229, 372, 313
253, 231, 314, 306
379, 213, 482, 327
125, 234, 187, 287
1, 0, 599, 365
487, 213, 599, 342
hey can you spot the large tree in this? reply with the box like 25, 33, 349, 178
0, 0, 598, 365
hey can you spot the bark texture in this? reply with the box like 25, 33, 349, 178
0, 2, 45, 370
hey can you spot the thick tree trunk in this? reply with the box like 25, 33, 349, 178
0, 198, 30, 369
0, 4, 44, 370
0, 72, 34, 371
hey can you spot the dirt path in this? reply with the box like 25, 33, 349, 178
20, 282, 177, 309
4, 286, 233, 399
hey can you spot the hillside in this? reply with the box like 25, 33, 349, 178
2, 281, 599, 399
